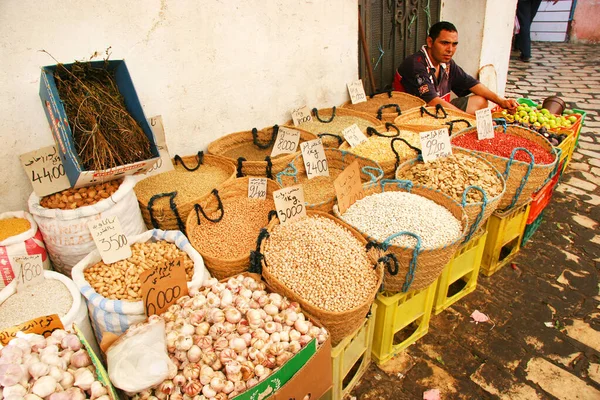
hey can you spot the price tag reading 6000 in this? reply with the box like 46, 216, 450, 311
273, 185, 306, 225
419, 128, 453, 163
300, 138, 329, 180
141, 256, 189, 317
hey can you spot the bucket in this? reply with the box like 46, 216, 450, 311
542, 96, 566, 115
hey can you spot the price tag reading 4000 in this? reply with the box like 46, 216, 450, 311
347, 80, 367, 104
476, 108, 494, 140
300, 138, 329, 180
271, 127, 301, 157
87, 216, 132, 264
19, 145, 71, 197
273, 186, 307, 225
10, 254, 44, 292
291, 106, 313, 127
141, 256, 189, 317
419, 128, 453, 162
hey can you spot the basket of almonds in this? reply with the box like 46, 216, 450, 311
340, 91, 426, 123
394, 105, 476, 135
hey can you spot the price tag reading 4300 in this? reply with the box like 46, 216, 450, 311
476, 108, 494, 140
419, 128, 453, 162
271, 127, 301, 157
87, 216, 132, 264
141, 256, 189, 317
10, 254, 45, 292
291, 106, 313, 127
273, 185, 306, 225
300, 138, 329, 179
19, 145, 71, 197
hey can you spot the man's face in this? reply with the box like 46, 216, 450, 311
426, 29, 458, 64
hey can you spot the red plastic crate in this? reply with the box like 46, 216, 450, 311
526, 162, 561, 224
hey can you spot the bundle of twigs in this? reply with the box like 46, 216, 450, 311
54, 62, 153, 171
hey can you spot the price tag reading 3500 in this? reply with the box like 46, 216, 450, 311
271, 127, 301, 157
273, 186, 306, 225
141, 256, 189, 317
476, 108, 494, 140
10, 254, 44, 292
300, 138, 329, 179
87, 216, 132, 264
248, 178, 267, 200
291, 106, 313, 126
347, 80, 367, 104
419, 128, 453, 163
19, 145, 71, 197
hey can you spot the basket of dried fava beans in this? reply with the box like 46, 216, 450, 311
276, 148, 384, 213
289, 107, 381, 148
186, 177, 280, 280
339, 123, 422, 178
334, 180, 467, 292
396, 148, 506, 241
71, 229, 209, 343
451, 125, 559, 211
394, 104, 476, 135
341, 91, 426, 123
254, 211, 385, 345
207, 125, 317, 178
135, 151, 236, 232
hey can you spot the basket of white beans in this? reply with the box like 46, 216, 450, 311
333, 179, 468, 293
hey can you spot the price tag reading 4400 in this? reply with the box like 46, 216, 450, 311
87, 216, 132, 264
300, 138, 329, 180
10, 254, 44, 292
476, 108, 494, 140
291, 106, 313, 127
271, 127, 301, 157
419, 128, 453, 163
342, 124, 368, 148
141, 256, 189, 317
248, 178, 267, 200
334, 160, 365, 214
273, 185, 306, 225
347, 79, 367, 104
19, 145, 71, 197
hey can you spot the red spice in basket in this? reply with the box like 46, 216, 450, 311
451, 131, 554, 164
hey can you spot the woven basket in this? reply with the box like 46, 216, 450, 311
207, 125, 317, 179
275, 148, 384, 213
333, 181, 468, 293
286, 107, 381, 149
451, 125, 558, 211
185, 177, 280, 280
258, 211, 384, 345
395, 148, 506, 241
341, 91, 426, 123
137, 152, 236, 233
339, 124, 422, 178
394, 105, 476, 135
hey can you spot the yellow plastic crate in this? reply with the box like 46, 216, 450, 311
321, 303, 377, 400
480, 202, 530, 277
371, 282, 436, 365
556, 131, 576, 169
433, 227, 488, 314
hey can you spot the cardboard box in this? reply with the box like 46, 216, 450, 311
39, 60, 159, 188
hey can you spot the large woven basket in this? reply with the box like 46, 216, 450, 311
339, 124, 422, 178
333, 181, 468, 293
451, 125, 558, 211
258, 211, 384, 345
395, 148, 506, 241
186, 177, 280, 280
341, 91, 426, 123
286, 107, 381, 149
275, 148, 384, 213
136, 152, 236, 233
207, 125, 317, 179
394, 105, 476, 135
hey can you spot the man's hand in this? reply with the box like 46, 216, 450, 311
497, 98, 519, 111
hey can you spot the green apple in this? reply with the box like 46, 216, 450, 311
568, 115, 578, 123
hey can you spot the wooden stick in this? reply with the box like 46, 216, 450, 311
358, 11, 376, 93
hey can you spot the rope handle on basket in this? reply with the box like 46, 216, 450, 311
381, 231, 423, 293
264, 156, 273, 179
312, 106, 336, 123
461, 185, 489, 243
267, 210, 278, 222
503, 147, 535, 210
493, 118, 507, 133
366, 241, 400, 281
147, 192, 186, 233
379, 178, 413, 192
366, 123, 400, 138
391, 137, 423, 170
377, 104, 402, 120
317, 133, 343, 146
173, 151, 204, 171
360, 165, 382, 183
252, 125, 279, 150
444, 119, 472, 135
193, 189, 224, 225
236, 157, 246, 178
249, 228, 270, 274
420, 104, 448, 119
275, 163, 299, 186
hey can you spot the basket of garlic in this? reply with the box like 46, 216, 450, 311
0, 328, 118, 400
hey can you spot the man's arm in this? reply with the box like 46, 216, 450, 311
427, 96, 463, 112
469, 83, 519, 110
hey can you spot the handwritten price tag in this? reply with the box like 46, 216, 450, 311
248, 178, 267, 200
9, 254, 44, 291
300, 139, 329, 180
347, 79, 367, 104
0, 314, 64, 345
334, 160, 365, 214
476, 108, 494, 140
141, 256, 189, 316
140, 115, 175, 178
87, 216, 132, 264
291, 106, 313, 126
273, 185, 306, 225
271, 127, 301, 157
342, 124, 368, 148
419, 128, 453, 163
19, 145, 72, 197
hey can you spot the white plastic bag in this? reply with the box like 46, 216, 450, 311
0, 211, 51, 289
28, 176, 146, 277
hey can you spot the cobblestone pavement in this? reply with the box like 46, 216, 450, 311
351, 42, 600, 399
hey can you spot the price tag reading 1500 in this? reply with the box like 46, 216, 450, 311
419, 128, 453, 163
273, 185, 306, 225
141, 256, 189, 317
87, 216, 132, 264
300, 138, 329, 180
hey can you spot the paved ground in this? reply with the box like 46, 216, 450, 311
351, 42, 600, 399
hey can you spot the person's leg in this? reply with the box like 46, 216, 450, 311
516, 0, 534, 61
450, 95, 487, 114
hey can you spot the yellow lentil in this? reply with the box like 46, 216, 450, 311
0, 218, 31, 242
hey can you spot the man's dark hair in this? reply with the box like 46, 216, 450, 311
428, 21, 457, 41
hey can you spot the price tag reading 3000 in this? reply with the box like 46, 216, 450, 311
300, 138, 329, 180
273, 186, 306, 225
88, 216, 132, 264
419, 128, 453, 163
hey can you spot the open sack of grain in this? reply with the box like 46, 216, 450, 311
340, 91, 426, 122
394, 105, 476, 135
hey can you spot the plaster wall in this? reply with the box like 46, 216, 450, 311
571, 0, 600, 43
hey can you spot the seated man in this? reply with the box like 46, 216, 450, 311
397, 21, 519, 115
